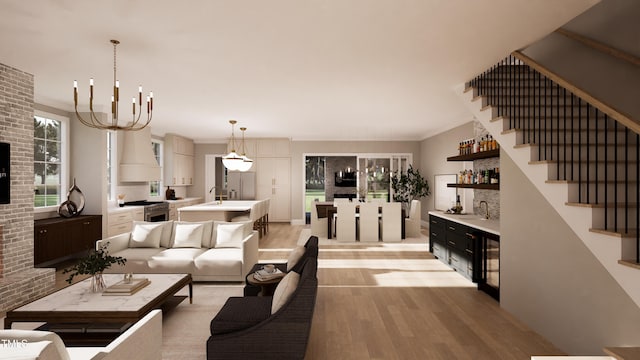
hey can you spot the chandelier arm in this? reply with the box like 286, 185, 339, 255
73, 39, 152, 132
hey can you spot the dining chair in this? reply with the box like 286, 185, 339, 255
358, 202, 379, 242
333, 198, 350, 205
381, 202, 402, 242
405, 199, 422, 238
231, 200, 262, 237
335, 202, 357, 242
310, 200, 328, 238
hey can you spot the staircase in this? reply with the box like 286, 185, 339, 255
457, 53, 640, 308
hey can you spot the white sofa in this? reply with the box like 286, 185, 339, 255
97, 220, 259, 282
0, 309, 162, 360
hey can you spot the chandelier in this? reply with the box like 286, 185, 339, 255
222, 120, 253, 172
73, 39, 153, 131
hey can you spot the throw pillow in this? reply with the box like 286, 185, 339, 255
172, 223, 204, 248
271, 271, 300, 314
214, 223, 245, 248
172, 220, 213, 248
286, 246, 306, 272
129, 222, 163, 248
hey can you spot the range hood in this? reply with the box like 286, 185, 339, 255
119, 127, 161, 182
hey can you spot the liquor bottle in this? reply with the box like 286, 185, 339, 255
455, 195, 462, 213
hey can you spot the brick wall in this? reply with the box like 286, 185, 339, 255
0, 63, 55, 313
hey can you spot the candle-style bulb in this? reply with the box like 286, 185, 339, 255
74, 80, 78, 88
90, 78, 94, 86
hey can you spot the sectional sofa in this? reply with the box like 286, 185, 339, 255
97, 220, 259, 282
0, 310, 162, 360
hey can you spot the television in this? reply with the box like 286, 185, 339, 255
335, 171, 356, 187
0, 142, 9, 204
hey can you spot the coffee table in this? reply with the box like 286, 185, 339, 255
4, 273, 192, 345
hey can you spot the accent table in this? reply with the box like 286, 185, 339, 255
4, 273, 192, 334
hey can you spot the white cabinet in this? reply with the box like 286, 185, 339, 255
164, 134, 194, 186
257, 138, 290, 157
256, 157, 291, 222
107, 209, 135, 237
169, 198, 204, 221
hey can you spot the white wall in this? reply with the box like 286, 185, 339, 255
521, 0, 640, 124
501, 152, 640, 354
419, 121, 474, 219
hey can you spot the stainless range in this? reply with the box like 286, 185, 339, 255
123, 200, 170, 222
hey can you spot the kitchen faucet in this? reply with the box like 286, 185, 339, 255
209, 186, 222, 204
479, 200, 490, 220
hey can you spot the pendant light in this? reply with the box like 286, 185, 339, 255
222, 120, 243, 171
236, 127, 253, 172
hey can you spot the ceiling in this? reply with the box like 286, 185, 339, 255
0, 0, 599, 142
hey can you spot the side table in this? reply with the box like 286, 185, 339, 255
246, 274, 283, 296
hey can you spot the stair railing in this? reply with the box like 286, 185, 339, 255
467, 54, 640, 264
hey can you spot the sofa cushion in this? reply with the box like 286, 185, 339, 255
210, 296, 272, 335
148, 248, 206, 273
171, 220, 213, 248
213, 223, 245, 248
286, 246, 306, 272
172, 223, 204, 248
271, 271, 300, 314
0, 330, 70, 360
130, 222, 163, 248
194, 248, 244, 276
211, 221, 252, 248
131, 220, 174, 248
108, 248, 165, 273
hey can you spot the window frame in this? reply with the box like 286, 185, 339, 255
148, 138, 164, 200
33, 110, 69, 213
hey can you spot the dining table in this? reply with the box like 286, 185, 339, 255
315, 202, 405, 239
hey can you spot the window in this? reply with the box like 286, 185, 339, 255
149, 139, 163, 198
34, 112, 68, 209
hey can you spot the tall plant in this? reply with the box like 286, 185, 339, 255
391, 165, 430, 212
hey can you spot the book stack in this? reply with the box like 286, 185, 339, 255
103, 278, 150, 296
253, 267, 285, 281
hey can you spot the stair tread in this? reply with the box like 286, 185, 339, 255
546, 179, 638, 184
589, 228, 639, 238
566, 202, 640, 208
615, 261, 640, 271
509, 128, 626, 133
514, 143, 636, 148
529, 160, 632, 165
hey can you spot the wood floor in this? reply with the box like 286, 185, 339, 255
36, 222, 563, 359
263, 223, 563, 360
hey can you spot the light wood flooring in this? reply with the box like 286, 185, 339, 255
263, 223, 563, 360
37, 222, 563, 359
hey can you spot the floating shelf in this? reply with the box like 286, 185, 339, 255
447, 183, 500, 190
446, 149, 500, 162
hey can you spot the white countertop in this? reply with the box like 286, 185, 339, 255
178, 200, 258, 212
108, 205, 144, 214
166, 197, 203, 204
428, 211, 500, 235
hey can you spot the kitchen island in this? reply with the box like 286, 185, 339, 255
178, 200, 259, 222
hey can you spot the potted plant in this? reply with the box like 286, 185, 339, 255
391, 165, 431, 213
63, 242, 126, 292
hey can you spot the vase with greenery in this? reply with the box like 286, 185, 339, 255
63, 242, 126, 292
391, 165, 431, 213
